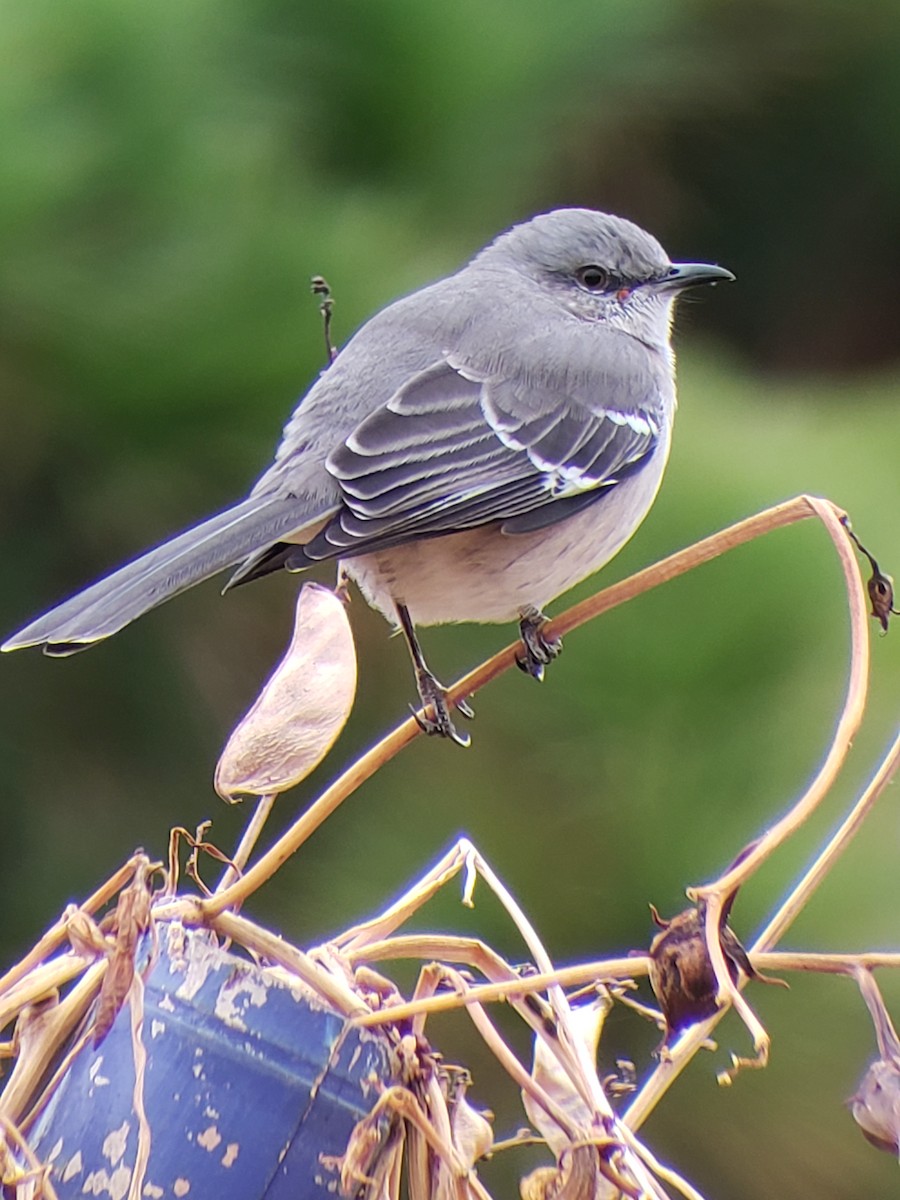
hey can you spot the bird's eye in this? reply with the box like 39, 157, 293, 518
575, 265, 611, 292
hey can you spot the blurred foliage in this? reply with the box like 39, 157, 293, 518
2, 0, 900, 1195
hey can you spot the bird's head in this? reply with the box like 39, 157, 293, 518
478, 208, 734, 351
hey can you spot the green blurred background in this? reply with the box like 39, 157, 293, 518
2, 0, 900, 1194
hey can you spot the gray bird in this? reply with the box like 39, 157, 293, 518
2, 209, 733, 744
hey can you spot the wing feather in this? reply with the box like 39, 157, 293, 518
299, 343, 662, 563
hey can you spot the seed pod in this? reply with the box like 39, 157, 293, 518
648, 903, 759, 1042
214, 583, 357, 801
851, 1058, 900, 1154
523, 993, 612, 1157
850, 968, 900, 1154
448, 1071, 493, 1168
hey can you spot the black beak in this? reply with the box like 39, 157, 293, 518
659, 262, 735, 291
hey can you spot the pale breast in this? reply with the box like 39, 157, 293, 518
342, 439, 671, 628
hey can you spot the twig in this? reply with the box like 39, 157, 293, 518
751, 950, 900, 974
204, 495, 852, 918
215, 793, 277, 894
310, 275, 338, 365
680, 496, 867, 1074
0, 1114, 60, 1199
624, 722, 900, 1130
0, 856, 142, 1000
692, 497, 868, 904
205, 909, 369, 1018
754, 726, 900, 950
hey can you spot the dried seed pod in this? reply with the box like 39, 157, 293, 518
851, 1058, 900, 1154
850, 968, 900, 1154
648, 903, 757, 1042
520, 1147, 618, 1200
843, 522, 899, 632
214, 583, 357, 801
447, 1070, 494, 1168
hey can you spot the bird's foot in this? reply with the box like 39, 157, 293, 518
411, 668, 474, 747
516, 608, 562, 682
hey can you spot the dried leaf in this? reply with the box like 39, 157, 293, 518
523, 994, 611, 1158
215, 583, 357, 801
94, 859, 153, 1043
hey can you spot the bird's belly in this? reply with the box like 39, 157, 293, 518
343, 458, 667, 627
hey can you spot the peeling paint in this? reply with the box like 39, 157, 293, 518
176, 941, 216, 1002
89, 1057, 110, 1088
47, 1137, 63, 1163
26, 922, 395, 1197
214, 972, 269, 1031
101, 1121, 130, 1165
82, 1164, 131, 1200
197, 1125, 221, 1152
109, 1165, 131, 1200
63, 1150, 83, 1181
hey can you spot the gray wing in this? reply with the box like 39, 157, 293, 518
297, 344, 662, 563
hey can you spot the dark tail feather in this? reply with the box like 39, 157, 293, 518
2, 495, 328, 654
222, 541, 298, 591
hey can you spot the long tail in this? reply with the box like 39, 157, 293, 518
2, 495, 327, 655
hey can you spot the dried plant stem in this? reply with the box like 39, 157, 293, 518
693, 496, 868, 904
337, 839, 665, 1198
753, 726, 900, 951
684, 496, 867, 1072
206, 909, 369, 1018
0, 954, 94, 1035
353, 944, 645, 1027
0, 1114, 60, 1199
337, 840, 602, 1110
437, 967, 579, 1141
454, 848, 622, 1125
0, 855, 141, 1001
753, 950, 900, 975
625, 722, 900, 1131
205, 495, 848, 918
623, 1136, 709, 1200
215, 793, 277, 894
1, 961, 107, 1126
335, 842, 479, 954
367, 1086, 492, 1200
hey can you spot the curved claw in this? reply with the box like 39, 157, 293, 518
517, 609, 563, 681
411, 669, 473, 747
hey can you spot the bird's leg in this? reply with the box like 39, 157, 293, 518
517, 606, 562, 682
395, 603, 474, 747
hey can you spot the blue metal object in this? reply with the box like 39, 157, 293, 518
28, 922, 394, 1197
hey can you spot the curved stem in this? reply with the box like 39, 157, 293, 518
204, 495, 856, 918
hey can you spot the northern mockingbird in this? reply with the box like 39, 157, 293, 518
3, 209, 733, 744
